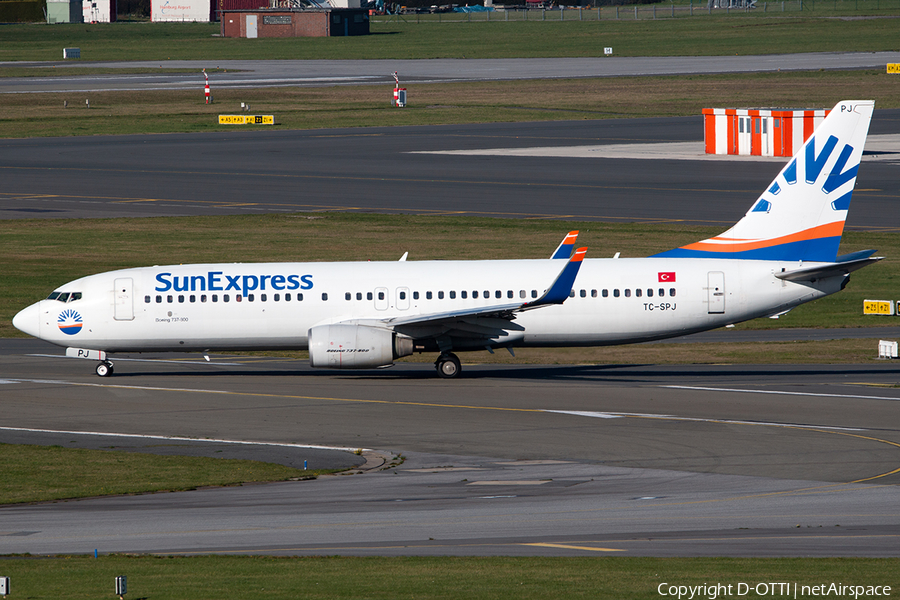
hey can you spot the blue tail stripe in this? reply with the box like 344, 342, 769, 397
652, 236, 842, 262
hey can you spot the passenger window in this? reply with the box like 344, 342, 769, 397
400, 291, 407, 300
156, 295, 163, 303
659, 288, 664, 297
201, 295, 207, 303
367, 292, 373, 301
223, 295, 229, 302
378, 291, 385, 300
248, 294, 255, 302
274, 294, 280, 301
625, 289, 631, 298
569, 290, 575, 298
591, 290, 597, 298
580, 289, 586, 298
236, 295, 242, 302
413, 291, 419, 300
636, 289, 642, 298
212, 294, 218, 302
613, 289, 620, 298
285, 293, 291, 301
346, 292, 352, 301
298, 293, 304, 301
531, 290, 538, 298
507, 291, 513, 299
322, 293, 328, 301
647, 289, 653, 297
426, 291, 433, 300
356, 292, 362, 301
670, 288, 676, 297
602, 289, 608, 297
145, 295, 151, 303
260, 294, 266, 302
167, 295, 173, 303
438, 291, 444, 299
520, 290, 526, 299
472, 291, 478, 299
461, 291, 467, 299
450, 291, 456, 299
190, 295, 196, 303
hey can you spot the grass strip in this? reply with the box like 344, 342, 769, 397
0, 443, 325, 505
1, 14, 899, 61
2, 70, 898, 138
0, 555, 896, 599
2, 213, 897, 341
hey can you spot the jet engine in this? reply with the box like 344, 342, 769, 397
308, 324, 414, 369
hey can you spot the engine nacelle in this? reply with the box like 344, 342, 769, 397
308, 324, 414, 369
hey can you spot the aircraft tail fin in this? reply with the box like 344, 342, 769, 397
654, 100, 874, 262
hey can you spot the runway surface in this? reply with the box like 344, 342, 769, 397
2, 340, 899, 556
4, 53, 900, 93
1, 110, 899, 228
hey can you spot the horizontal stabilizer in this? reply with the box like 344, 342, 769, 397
775, 252, 882, 282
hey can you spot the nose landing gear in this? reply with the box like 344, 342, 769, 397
95, 361, 114, 377
435, 352, 461, 378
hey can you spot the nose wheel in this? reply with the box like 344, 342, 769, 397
95, 361, 114, 377
435, 353, 461, 379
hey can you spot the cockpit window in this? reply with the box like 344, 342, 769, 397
46, 291, 81, 302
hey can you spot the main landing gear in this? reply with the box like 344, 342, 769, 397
435, 352, 461, 379
95, 360, 114, 377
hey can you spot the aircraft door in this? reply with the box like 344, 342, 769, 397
396, 287, 410, 310
114, 277, 134, 321
707, 271, 725, 314
374, 287, 389, 311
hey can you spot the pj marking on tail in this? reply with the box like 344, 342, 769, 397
13, 101, 880, 378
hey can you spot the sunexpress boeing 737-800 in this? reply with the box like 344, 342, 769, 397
13, 100, 882, 378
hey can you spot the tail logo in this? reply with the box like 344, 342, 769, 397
780, 134, 857, 202
58, 309, 83, 335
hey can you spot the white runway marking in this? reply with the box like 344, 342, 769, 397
545, 409, 866, 432
665, 385, 900, 403
0, 425, 368, 453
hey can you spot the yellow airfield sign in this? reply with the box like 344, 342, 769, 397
863, 299, 895, 315
887, 64, 900, 74
219, 115, 275, 125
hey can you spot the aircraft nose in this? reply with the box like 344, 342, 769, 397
12, 303, 41, 338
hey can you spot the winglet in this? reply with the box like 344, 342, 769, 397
550, 231, 579, 259
523, 247, 587, 310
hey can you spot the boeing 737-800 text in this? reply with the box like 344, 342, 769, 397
13, 100, 880, 378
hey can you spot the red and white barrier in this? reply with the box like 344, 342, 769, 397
703, 108, 829, 157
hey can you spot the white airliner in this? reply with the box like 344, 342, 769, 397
13, 100, 881, 378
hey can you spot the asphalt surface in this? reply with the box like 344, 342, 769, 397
2, 340, 900, 556
4, 52, 900, 93
1, 110, 899, 227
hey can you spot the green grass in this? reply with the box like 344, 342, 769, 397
0, 555, 896, 599
2, 213, 897, 340
0, 13, 899, 62
0, 443, 327, 504
2, 69, 899, 138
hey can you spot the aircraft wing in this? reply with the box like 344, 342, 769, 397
775, 250, 883, 283
335, 247, 587, 342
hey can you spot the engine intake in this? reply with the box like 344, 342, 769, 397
308, 324, 414, 369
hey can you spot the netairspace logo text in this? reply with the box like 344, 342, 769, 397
657, 582, 892, 600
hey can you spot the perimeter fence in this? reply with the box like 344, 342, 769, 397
372, 0, 900, 23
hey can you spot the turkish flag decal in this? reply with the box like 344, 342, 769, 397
658, 272, 676, 282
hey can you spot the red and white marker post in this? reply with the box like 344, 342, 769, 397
203, 69, 211, 105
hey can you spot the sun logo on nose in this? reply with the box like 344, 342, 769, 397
58, 309, 83, 335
